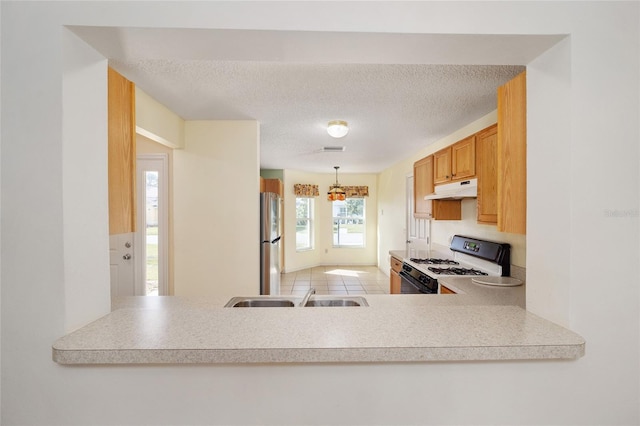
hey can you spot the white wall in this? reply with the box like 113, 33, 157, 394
61, 28, 112, 332
283, 169, 378, 272
1, 2, 638, 425
173, 120, 260, 297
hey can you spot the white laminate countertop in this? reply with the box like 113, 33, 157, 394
53, 275, 585, 365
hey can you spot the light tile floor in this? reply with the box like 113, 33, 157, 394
280, 265, 390, 296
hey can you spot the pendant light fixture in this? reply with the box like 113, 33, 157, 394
327, 166, 346, 201
327, 120, 349, 138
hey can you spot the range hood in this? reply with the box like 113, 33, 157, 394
424, 178, 478, 200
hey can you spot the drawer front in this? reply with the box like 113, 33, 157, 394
390, 256, 403, 273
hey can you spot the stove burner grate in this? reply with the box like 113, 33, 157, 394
427, 267, 489, 276
410, 258, 459, 265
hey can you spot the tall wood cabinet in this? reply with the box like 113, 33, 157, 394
108, 67, 136, 235
476, 124, 498, 224
497, 71, 527, 234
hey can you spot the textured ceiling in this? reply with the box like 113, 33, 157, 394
71, 27, 561, 173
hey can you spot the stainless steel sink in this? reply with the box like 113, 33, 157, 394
224, 297, 299, 307
224, 295, 368, 307
305, 296, 369, 307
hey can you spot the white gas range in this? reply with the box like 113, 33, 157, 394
399, 235, 511, 294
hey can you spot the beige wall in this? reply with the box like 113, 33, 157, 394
135, 87, 185, 149
377, 111, 526, 269
283, 169, 378, 272
173, 120, 260, 296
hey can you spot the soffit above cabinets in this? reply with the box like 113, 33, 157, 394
70, 26, 563, 173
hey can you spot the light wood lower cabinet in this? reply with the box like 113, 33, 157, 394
390, 256, 402, 294
440, 284, 456, 294
440, 284, 457, 294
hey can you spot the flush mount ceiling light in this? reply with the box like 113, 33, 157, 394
327, 120, 349, 138
327, 166, 346, 201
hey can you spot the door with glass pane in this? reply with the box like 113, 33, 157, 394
136, 154, 169, 296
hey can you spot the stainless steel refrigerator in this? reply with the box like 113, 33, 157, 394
260, 192, 281, 295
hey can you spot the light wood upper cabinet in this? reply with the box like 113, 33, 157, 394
476, 124, 498, 224
497, 71, 527, 234
413, 155, 434, 218
414, 155, 461, 220
451, 135, 476, 181
433, 200, 462, 220
433, 148, 452, 184
108, 67, 136, 235
434, 135, 476, 184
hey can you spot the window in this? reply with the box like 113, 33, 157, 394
296, 197, 314, 251
332, 198, 365, 247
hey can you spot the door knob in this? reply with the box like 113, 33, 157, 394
123, 253, 132, 260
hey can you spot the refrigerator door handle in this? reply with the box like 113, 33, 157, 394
271, 236, 281, 244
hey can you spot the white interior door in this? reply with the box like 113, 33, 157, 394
406, 174, 430, 252
136, 154, 169, 296
109, 233, 135, 297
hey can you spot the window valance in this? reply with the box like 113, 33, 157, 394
293, 184, 319, 197
342, 186, 369, 198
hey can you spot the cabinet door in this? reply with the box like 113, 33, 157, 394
413, 155, 433, 218
451, 135, 476, 181
476, 124, 498, 224
433, 147, 452, 184
497, 71, 527, 234
108, 67, 136, 235
390, 268, 401, 294
433, 200, 462, 220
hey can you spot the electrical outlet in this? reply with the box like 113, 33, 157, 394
325, 248, 328, 254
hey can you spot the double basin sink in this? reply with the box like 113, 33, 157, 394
225, 296, 368, 308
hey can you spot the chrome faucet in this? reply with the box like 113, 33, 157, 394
299, 288, 316, 307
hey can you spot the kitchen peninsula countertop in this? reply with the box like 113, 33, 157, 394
53, 284, 585, 365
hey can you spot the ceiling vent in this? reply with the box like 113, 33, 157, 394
322, 146, 346, 152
